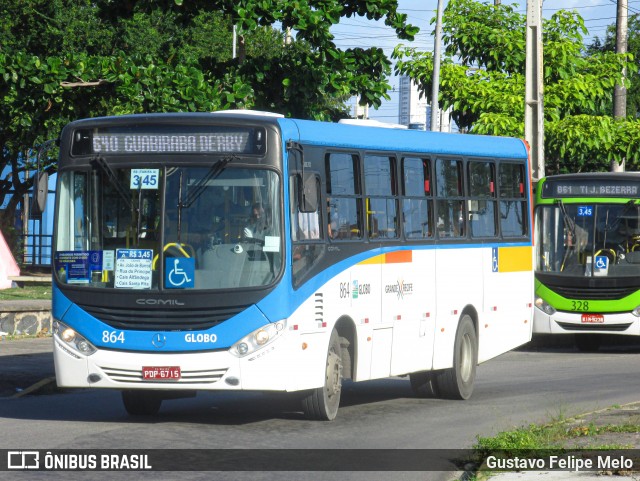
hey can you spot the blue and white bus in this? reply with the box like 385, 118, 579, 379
52, 110, 534, 420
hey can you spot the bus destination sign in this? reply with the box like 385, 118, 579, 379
72, 126, 266, 156
541, 178, 640, 199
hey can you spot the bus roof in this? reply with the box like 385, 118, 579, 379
281, 118, 528, 160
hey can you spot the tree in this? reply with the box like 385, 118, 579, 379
587, 13, 640, 120
0, 0, 418, 228
393, 0, 640, 174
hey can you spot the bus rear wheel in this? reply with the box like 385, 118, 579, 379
302, 329, 343, 421
121, 390, 163, 416
434, 315, 477, 400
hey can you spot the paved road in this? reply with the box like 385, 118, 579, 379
1, 337, 640, 480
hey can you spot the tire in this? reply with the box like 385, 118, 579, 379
434, 314, 478, 400
302, 329, 343, 421
121, 390, 163, 416
409, 371, 439, 398
575, 334, 601, 352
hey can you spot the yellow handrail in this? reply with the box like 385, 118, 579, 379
152, 242, 194, 270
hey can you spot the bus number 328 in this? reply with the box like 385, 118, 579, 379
571, 300, 589, 311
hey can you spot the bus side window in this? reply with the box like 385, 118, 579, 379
291, 174, 321, 241
435, 158, 465, 238
498, 163, 528, 237
402, 157, 433, 239
468, 161, 497, 238
364, 154, 398, 239
290, 175, 324, 287
325, 152, 363, 240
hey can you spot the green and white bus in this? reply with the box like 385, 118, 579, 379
534, 173, 640, 350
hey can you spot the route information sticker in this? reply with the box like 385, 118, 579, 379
115, 249, 153, 289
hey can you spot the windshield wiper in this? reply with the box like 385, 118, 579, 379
92, 155, 134, 211
606, 199, 637, 233
175, 155, 236, 242
556, 200, 581, 272
183, 155, 236, 209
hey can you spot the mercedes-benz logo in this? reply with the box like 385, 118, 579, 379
152, 333, 166, 348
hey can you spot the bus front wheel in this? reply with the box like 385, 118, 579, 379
435, 314, 477, 400
121, 390, 163, 416
301, 329, 343, 421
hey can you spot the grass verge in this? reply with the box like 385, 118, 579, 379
465, 408, 640, 479
0, 283, 52, 301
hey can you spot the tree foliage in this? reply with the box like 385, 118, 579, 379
587, 14, 640, 119
393, 0, 640, 174
0, 0, 418, 226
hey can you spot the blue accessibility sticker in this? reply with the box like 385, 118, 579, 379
165, 257, 195, 288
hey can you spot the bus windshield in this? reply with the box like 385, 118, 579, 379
536, 202, 640, 277
54, 164, 282, 290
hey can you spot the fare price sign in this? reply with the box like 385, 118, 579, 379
115, 249, 153, 289
130, 169, 159, 190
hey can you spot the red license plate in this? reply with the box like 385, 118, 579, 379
581, 314, 604, 324
142, 366, 181, 381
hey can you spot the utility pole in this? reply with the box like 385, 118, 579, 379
612, 0, 628, 172
525, 0, 544, 181
232, 25, 237, 59
431, 0, 444, 132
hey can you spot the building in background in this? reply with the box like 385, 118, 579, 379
398, 76, 427, 129
398, 76, 454, 132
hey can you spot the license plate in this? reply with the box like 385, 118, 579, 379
142, 366, 181, 381
581, 314, 604, 324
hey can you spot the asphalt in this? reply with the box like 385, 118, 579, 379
1, 336, 639, 480
0, 335, 55, 397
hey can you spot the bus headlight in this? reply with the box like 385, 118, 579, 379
534, 297, 556, 315
53, 320, 97, 356
633, 306, 640, 318
231, 320, 287, 358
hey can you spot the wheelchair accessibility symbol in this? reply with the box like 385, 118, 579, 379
492, 247, 499, 272
594, 255, 608, 270
165, 258, 195, 288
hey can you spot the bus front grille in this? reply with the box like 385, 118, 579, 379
548, 286, 638, 301
556, 321, 632, 332
100, 365, 228, 384
79, 304, 248, 331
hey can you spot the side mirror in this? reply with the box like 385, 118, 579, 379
299, 172, 319, 213
31, 172, 49, 215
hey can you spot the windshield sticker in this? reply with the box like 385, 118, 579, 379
115, 249, 153, 289
103, 250, 115, 271
55, 251, 102, 284
165, 258, 195, 288
263, 236, 280, 253
130, 169, 159, 190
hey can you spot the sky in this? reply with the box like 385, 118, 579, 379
331, 0, 640, 123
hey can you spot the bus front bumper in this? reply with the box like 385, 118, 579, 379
533, 308, 640, 336
52, 333, 308, 392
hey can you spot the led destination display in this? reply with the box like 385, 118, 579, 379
72, 126, 266, 155
541, 177, 640, 198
